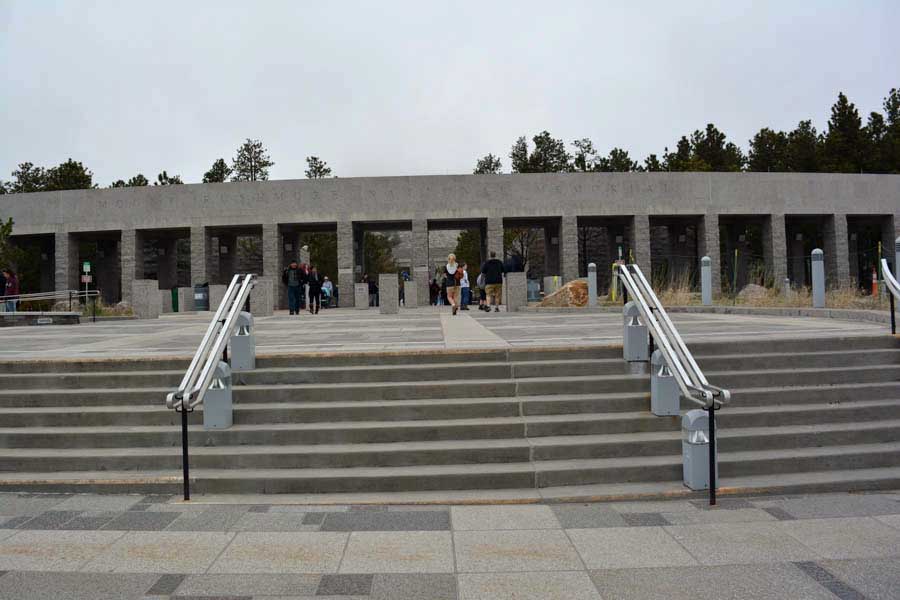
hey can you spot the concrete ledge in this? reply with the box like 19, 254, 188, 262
520, 304, 894, 324
0, 312, 80, 327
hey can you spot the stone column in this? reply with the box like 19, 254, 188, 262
762, 214, 787, 287
411, 219, 429, 311
696, 214, 721, 294
250, 276, 274, 316
120, 229, 137, 305
54, 230, 78, 292
824, 214, 850, 288
190, 226, 208, 286
506, 272, 527, 312
486, 218, 503, 260
337, 221, 355, 307
262, 224, 282, 310
560, 216, 579, 283
379, 274, 399, 314
630, 215, 651, 272
131, 279, 160, 319
881, 215, 897, 273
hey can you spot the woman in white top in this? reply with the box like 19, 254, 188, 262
459, 263, 471, 311
443, 253, 462, 315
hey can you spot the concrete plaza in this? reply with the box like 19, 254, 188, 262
0, 307, 887, 361
0, 490, 898, 599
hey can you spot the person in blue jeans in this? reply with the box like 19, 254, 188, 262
281, 260, 305, 315
459, 263, 471, 310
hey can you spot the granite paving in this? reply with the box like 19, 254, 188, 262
0, 490, 896, 598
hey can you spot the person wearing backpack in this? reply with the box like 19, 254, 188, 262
443, 253, 463, 315
459, 263, 471, 310
281, 260, 304, 315
479, 251, 505, 312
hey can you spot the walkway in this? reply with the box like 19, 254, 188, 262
0, 307, 886, 361
0, 490, 897, 599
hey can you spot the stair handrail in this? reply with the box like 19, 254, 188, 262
165, 274, 254, 410
617, 263, 730, 409
882, 258, 899, 300
0, 289, 100, 303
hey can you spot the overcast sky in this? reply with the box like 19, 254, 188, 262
2, 1, 897, 186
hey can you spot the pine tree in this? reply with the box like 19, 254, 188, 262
202, 159, 232, 183
231, 139, 274, 181
305, 156, 333, 179
473, 154, 502, 174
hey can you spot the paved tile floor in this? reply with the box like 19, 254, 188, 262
0, 491, 898, 599
0, 308, 885, 361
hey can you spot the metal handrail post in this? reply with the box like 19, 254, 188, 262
708, 405, 717, 506
180, 401, 190, 500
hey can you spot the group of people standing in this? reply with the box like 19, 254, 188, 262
0, 269, 19, 312
434, 251, 506, 315
281, 261, 333, 315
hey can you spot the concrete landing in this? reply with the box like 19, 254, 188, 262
0, 306, 888, 361
0, 489, 898, 599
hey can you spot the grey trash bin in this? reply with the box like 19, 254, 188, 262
682, 409, 714, 490
623, 301, 649, 362
194, 283, 210, 311
651, 349, 680, 416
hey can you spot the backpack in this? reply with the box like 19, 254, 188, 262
476, 273, 486, 288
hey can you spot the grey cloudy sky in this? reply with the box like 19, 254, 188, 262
2, 0, 897, 185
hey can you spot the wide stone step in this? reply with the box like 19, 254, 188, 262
535, 442, 900, 487
5, 418, 897, 473
695, 348, 900, 371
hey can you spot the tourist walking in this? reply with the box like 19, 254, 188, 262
429, 279, 439, 306
443, 253, 463, 315
476, 272, 488, 311
321, 276, 333, 308
459, 263, 471, 310
281, 260, 305, 315
307, 266, 323, 314
3, 269, 19, 312
480, 251, 505, 312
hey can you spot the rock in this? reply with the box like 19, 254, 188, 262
539, 279, 589, 308
736, 283, 768, 302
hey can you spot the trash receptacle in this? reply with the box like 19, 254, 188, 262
651, 349, 680, 416
193, 283, 210, 311
683, 409, 714, 490
171, 288, 179, 313
623, 301, 649, 362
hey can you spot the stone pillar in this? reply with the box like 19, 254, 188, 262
506, 272, 527, 312
379, 274, 399, 314
209, 284, 227, 310
881, 215, 896, 275
177, 286, 195, 312
763, 214, 787, 287
337, 221, 355, 307
486, 218, 503, 260
412, 219, 429, 312
131, 279, 160, 319
824, 214, 850, 288
404, 281, 418, 308
262, 224, 280, 308
544, 221, 561, 277
630, 215, 650, 272
120, 229, 137, 305
159, 289, 173, 313
696, 214, 721, 294
250, 276, 274, 317
54, 231, 78, 292
190, 226, 208, 286
560, 216, 579, 283
354, 283, 369, 309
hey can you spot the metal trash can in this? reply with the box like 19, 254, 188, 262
651, 349, 680, 416
193, 283, 210, 311
623, 301, 649, 362
683, 409, 714, 490
203, 361, 232, 429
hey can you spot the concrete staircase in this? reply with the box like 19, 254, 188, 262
1, 335, 899, 499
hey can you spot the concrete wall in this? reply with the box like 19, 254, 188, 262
3, 173, 898, 312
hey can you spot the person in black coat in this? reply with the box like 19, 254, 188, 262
307, 266, 323, 314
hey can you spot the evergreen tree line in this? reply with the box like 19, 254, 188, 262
1, 139, 334, 194
473, 88, 900, 174
2, 88, 897, 194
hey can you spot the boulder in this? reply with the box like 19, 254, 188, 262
736, 283, 768, 302
539, 279, 589, 308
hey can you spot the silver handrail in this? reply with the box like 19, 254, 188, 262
165, 274, 254, 410
617, 263, 730, 408
0, 289, 100, 303
882, 259, 900, 300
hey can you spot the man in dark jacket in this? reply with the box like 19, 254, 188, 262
281, 260, 305, 315
307, 266, 323, 314
480, 251, 506, 312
